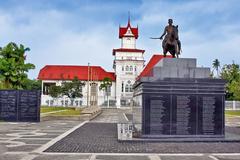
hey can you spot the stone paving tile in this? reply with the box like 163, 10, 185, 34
0, 154, 26, 160
91, 109, 132, 123
32, 154, 91, 160
0, 144, 7, 154
216, 156, 240, 160
7, 145, 41, 152
20, 134, 59, 139
95, 155, 150, 160
160, 155, 213, 160
45, 123, 240, 153
226, 126, 240, 135
125, 114, 133, 121
12, 139, 50, 145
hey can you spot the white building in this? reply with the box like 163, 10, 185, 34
113, 19, 145, 107
38, 65, 116, 107
38, 19, 154, 108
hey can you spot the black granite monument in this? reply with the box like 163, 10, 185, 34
133, 58, 225, 138
0, 90, 41, 122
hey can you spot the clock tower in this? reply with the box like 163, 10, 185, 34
113, 18, 145, 107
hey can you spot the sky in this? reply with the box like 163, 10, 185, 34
0, 0, 240, 79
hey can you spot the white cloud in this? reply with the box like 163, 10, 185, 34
0, 0, 240, 79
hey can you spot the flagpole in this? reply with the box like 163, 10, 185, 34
87, 63, 90, 107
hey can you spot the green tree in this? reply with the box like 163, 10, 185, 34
221, 62, 240, 100
99, 77, 112, 107
0, 42, 35, 89
22, 79, 42, 90
61, 77, 85, 99
212, 59, 221, 77
48, 85, 62, 106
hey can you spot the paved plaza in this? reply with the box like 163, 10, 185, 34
0, 109, 240, 160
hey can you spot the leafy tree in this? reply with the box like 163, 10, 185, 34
0, 42, 35, 89
221, 62, 240, 100
99, 77, 112, 107
48, 85, 62, 106
22, 79, 42, 90
61, 77, 85, 99
212, 59, 221, 77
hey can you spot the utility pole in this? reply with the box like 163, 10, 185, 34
87, 63, 90, 107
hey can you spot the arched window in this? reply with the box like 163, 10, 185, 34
126, 65, 129, 71
130, 66, 133, 71
125, 80, 132, 92
135, 66, 137, 72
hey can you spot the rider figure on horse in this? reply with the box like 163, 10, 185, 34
160, 19, 181, 58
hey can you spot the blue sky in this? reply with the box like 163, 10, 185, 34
0, 0, 240, 79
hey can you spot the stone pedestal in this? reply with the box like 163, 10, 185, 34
133, 58, 225, 138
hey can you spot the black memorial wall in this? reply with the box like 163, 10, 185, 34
135, 78, 225, 137
0, 90, 41, 122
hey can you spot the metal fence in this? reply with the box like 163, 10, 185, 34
225, 101, 240, 110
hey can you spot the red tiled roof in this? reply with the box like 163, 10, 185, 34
138, 54, 173, 79
112, 48, 145, 55
38, 65, 116, 81
119, 20, 138, 39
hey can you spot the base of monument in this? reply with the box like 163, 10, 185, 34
118, 132, 240, 142
141, 134, 225, 139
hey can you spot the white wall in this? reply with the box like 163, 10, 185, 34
114, 50, 145, 107
41, 80, 116, 107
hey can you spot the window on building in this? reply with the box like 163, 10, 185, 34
125, 84, 129, 92
130, 84, 133, 92
130, 66, 133, 71
122, 82, 124, 92
126, 65, 129, 71
43, 83, 56, 95
125, 81, 133, 92
122, 66, 124, 71
135, 66, 137, 72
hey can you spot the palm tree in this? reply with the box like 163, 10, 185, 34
99, 77, 112, 107
212, 59, 220, 77
0, 42, 35, 89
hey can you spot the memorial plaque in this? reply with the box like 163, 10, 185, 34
134, 78, 225, 138
18, 91, 40, 122
171, 95, 197, 135
198, 95, 224, 135
0, 90, 18, 121
0, 90, 40, 122
148, 95, 171, 135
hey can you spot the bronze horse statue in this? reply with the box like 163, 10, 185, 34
151, 19, 181, 58
162, 25, 181, 58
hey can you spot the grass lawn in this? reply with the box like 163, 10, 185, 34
41, 106, 82, 116
41, 106, 67, 113
49, 108, 81, 116
225, 110, 240, 116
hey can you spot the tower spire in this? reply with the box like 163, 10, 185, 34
128, 11, 131, 26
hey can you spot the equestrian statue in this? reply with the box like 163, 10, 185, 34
151, 19, 181, 58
